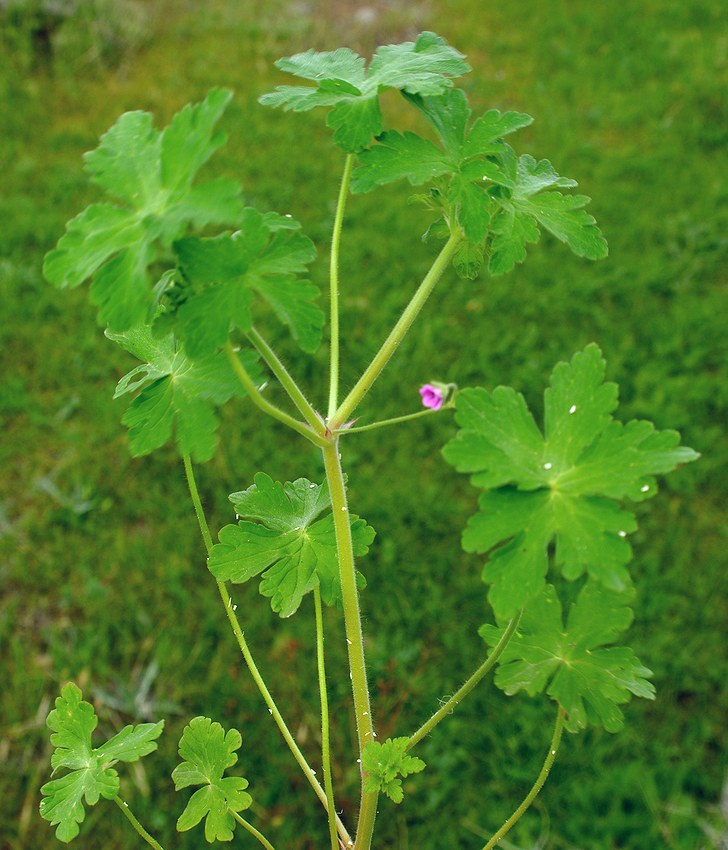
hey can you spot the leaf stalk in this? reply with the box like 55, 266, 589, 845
328, 153, 355, 420
407, 614, 521, 751
113, 796, 165, 850
329, 232, 461, 430
482, 705, 566, 850
314, 586, 341, 850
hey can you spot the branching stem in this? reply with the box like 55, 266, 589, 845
182, 454, 352, 848
224, 340, 327, 447
482, 706, 566, 850
247, 327, 323, 431
322, 441, 377, 850
329, 232, 461, 430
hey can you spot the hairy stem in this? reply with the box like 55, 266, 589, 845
482, 706, 566, 850
337, 407, 446, 436
247, 327, 323, 432
114, 797, 165, 850
322, 442, 377, 850
182, 455, 352, 847
328, 153, 355, 421
407, 614, 521, 750
224, 341, 327, 447
329, 232, 461, 430
314, 587, 340, 850
230, 810, 278, 850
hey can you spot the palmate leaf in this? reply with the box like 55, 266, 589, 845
480, 583, 655, 732
260, 32, 469, 152
40, 683, 163, 843
487, 151, 608, 274
44, 89, 243, 331
362, 737, 426, 803
208, 473, 375, 617
107, 323, 260, 463
172, 717, 252, 843
443, 344, 699, 618
164, 207, 322, 358
353, 87, 607, 277
353, 88, 532, 249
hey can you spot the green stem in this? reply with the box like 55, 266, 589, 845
247, 327, 323, 432
181, 455, 353, 848
314, 587, 340, 850
337, 406, 448, 436
328, 153, 355, 421
230, 810, 277, 850
183, 453, 214, 553
224, 341, 327, 447
482, 706, 566, 850
329, 232, 461, 430
321, 442, 378, 850
114, 797, 165, 850
407, 614, 521, 751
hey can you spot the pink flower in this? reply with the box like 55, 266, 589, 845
419, 384, 444, 410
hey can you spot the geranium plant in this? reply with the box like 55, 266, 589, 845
39, 32, 698, 850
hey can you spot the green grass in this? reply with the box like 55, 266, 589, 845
1, 0, 726, 848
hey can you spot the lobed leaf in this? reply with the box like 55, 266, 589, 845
444, 344, 699, 617
481, 583, 655, 732
44, 89, 243, 331
166, 208, 322, 357
209, 473, 375, 616
260, 32, 469, 152
107, 324, 260, 463
362, 737, 426, 803
40, 683, 163, 843
173, 717, 252, 843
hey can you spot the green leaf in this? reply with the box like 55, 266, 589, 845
354, 88, 541, 251
260, 32, 470, 152
44, 89, 243, 331
443, 344, 699, 617
362, 737, 426, 803
173, 717, 252, 843
40, 683, 163, 843
488, 152, 608, 274
481, 583, 655, 732
167, 208, 321, 357
209, 473, 375, 616
350, 131, 454, 193
107, 324, 260, 462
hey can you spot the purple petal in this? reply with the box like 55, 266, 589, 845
419, 384, 444, 410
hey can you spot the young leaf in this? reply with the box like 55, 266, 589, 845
107, 324, 260, 463
260, 32, 470, 152
353, 88, 537, 260
166, 208, 322, 357
443, 344, 699, 618
488, 152, 608, 274
208, 473, 375, 616
362, 737, 426, 803
480, 583, 655, 732
44, 89, 242, 331
40, 683, 163, 843
172, 717, 252, 843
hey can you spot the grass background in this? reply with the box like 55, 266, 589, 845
1, 0, 726, 848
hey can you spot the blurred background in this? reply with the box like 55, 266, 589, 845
1, 0, 726, 848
